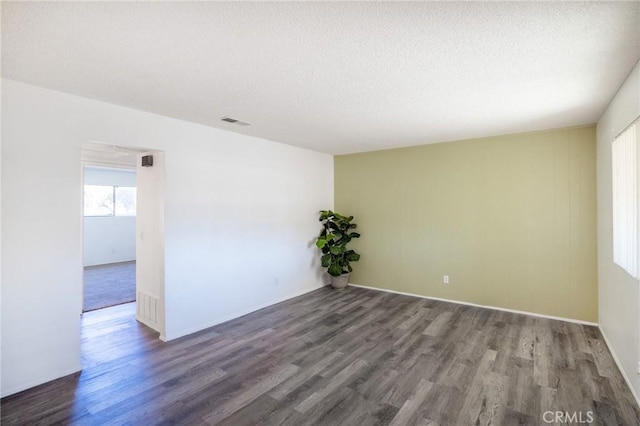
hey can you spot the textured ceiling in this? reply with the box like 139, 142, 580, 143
2, 2, 639, 154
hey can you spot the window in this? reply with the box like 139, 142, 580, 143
84, 185, 115, 216
115, 187, 136, 216
84, 185, 136, 217
612, 118, 639, 278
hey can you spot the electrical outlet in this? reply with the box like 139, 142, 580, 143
443, 275, 449, 284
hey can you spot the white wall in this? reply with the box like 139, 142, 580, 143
135, 151, 165, 335
83, 166, 136, 266
0, 79, 333, 397
597, 60, 640, 401
83, 218, 136, 266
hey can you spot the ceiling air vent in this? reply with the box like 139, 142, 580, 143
221, 116, 250, 126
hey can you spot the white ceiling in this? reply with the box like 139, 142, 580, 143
2, 2, 639, 155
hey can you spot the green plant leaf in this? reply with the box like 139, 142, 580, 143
328, 263, 343, 276
347, 265, 353, 272
318, 210, 360, 275
346, 252, 360, 262
330, 245, 345, 255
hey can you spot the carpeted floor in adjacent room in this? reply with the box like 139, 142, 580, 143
83, 261, 135, 312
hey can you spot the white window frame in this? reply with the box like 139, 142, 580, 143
83, 184, 137, 217
612, 117, 640, 279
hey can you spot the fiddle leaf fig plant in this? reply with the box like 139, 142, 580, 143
316, 210, 361, 276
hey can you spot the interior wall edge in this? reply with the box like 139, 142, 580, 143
599, 325, 640, 409
0, 365, 81, 399
341, 123, 598, 157
349, 283, 598, 326
163, 282, 326, 341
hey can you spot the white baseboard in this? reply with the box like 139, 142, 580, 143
163, 284, 324, 341
598, 326, 640, 408
136, 313, 160, 333
350, 283, 640, 409
348, 283, 598, 326
1, 365, 81, 398
84, 259, 136, 268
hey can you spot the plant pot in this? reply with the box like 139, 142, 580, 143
330, 273, 350, 289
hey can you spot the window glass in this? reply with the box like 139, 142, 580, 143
84, 185, 114, 216
612, 119, 639, 279
115, 186, 137, 216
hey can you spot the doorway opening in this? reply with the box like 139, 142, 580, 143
82, 165, 137, 311
80, 141, 166, 338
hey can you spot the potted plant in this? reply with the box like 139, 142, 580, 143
315, 210, 361, 289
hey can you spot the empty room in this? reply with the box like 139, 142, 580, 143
82, 163, 137, 313
1, 2, 640, 425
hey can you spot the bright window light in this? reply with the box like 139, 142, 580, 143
612, 118, 639, 279
115, 186, 137, 216
84, 185, 136, 217
84, 185, 115, 216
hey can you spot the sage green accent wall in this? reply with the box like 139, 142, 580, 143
335, 126, 597, 322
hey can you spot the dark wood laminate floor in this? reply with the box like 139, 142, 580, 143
2, 286, 639, 425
